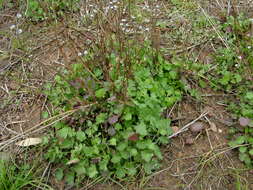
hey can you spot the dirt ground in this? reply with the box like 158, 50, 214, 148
0, 0, 253, 189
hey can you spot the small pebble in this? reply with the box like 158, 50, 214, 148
190, 122, 205, 133
16, 13, 22, 18
239, 117, 250, 127
10, 24, 16, 30
17, 29, 22, 34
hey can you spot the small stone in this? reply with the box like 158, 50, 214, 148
83, 50, 88, 55
10, 24, 16, 30
16, 13, 22, 18
17, 29, 22, 34
190, 122, 205, 133
239, 117, 250, 127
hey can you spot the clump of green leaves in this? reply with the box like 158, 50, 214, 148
25, 0, 80, 21
44, 42, 184, 184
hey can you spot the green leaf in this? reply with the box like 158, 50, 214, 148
143, 160, 160, 174
249, 149, 253, 156
61, 139, 74, 149
169, 71, 178, 79
109, 138, 117, 146
234, 74, 242, 83
124, 163, 137, 176
42, 111, 49, 119
235, 136, 246, 145
111, 154, 121, 163
117, 142, 127, 151
74, 163, 86, 175
136, 141, 147, 149
130, 148, 138, 156
199, 79, 207, 88
115, 168, 126, 178
239, 153, 251, 165
87, 165, 98, 178
57, 127, 70, 138
96, 113, 107, 124
76, 131, 86, 142
66, 171, 75, 185
124, 112, 132, 121
219, 71, 231, 85
55, 168, 64, 181
245, 92, 253, 100
99, 159, 108, 171
95, 88, 106, 98
135, 123, 147, 136
141, 151, 153, 162
239, 146, 247, 153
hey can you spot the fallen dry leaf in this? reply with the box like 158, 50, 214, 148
66, 158, 80, 165
16, 138, 42, 147
209, 122, 217, 132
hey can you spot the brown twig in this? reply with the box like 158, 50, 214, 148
168, 112, 209, 139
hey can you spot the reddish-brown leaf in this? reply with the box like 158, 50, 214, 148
128, 133, 139, 141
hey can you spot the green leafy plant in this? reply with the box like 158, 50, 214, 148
43, 42, 184, 184
25, 0, 80, 21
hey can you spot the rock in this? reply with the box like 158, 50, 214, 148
239, 117, 250, 127
190, 122, 205, 133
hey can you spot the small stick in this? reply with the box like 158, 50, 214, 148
168, 112, 208, 139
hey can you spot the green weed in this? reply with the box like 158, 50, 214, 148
43, 40, 184, 185
25, 0, 80, 21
